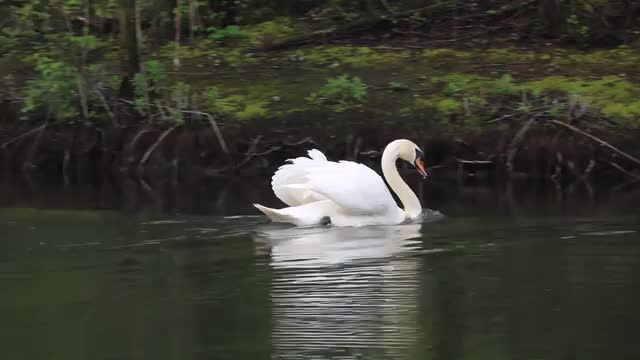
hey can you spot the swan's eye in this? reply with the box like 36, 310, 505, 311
414, 148, 424, 161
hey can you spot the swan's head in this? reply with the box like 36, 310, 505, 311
391, 139, 428, 178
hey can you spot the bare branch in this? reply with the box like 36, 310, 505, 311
549, 120, 640, 167
139, 124, 180, 168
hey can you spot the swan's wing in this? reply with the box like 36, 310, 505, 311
303, 160, 397, 215
271, 149, 329, 206
271, 150, 397, 214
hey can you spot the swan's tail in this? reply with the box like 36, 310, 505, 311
253, 203, 293, 223
253, 201, 334, 226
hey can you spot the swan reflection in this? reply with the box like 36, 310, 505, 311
254, 224, 426, 358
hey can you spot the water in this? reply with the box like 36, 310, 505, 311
1, 179, 640, 360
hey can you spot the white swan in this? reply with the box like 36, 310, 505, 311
253, 139, 428, 227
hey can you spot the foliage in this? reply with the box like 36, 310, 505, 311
491, 74, 520, 96
245, 18, 296, 47
23, 56, 79, 121
306, 74, 367, 112
204, 86, 271, 120
2, 0, 640, 128
444, 77, 469, 97
207, 25, 248, 41
297, 46, 409, 67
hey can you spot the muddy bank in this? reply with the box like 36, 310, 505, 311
1, 111, 639, 193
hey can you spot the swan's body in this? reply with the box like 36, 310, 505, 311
253, 139, 428, 227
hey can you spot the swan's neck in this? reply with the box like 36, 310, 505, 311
381, 144, 422, 219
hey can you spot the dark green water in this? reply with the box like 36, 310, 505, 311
1, 180, 639, 360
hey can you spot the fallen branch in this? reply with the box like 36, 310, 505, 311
138, 124, 180, 168
124, 127, 152, 164
549, 120, 640, 167
1, 124, 47, 149
235, 136, 316, 170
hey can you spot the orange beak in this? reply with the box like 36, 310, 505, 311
414, 158, 428, 178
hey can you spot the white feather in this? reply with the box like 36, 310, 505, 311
255, 148, 408, 226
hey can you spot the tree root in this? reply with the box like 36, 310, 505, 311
22, 124, 47, 171
63, 149, 71, 186
506, 115, 537, 177
124, 126, 152, 166
1, 124, 47, 149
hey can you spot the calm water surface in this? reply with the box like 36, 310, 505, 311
1, 179, 639, 360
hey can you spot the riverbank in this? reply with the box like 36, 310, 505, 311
2, 37, 640, 190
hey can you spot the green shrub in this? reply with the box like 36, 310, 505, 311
306, 74, 367, 112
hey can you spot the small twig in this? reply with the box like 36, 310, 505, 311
180, 110, 230, 156
471, 61, 530, 69
487, 106, 550, 124
119, 99, 230, 156
235, 136, 264, 169
243, 135, 264, 156
282, 137, 316, 147
609, 162, 640, 181
378, 0, 394, 14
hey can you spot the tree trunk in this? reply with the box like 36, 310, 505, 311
174, 0, 182, 69
118, 0, 141, 99
539, 0, 565, 37
188, 0, 196, 40
135, 0, 143, 55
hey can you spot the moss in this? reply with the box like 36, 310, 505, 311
205, 80, 300, 120
295, 46, 409, 67
552, 46, 640, 67
420, 48, 472, 61
523, 75, 640, 125
484, 48, 535, 62
245, 17, 298, 48
236, 101, 269, 120
490, 73, 521, 95
414, 97, 462, 115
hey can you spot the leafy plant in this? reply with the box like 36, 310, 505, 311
208, 25, 248, 41
246, 18, 295, 47
133, 60, 165, 113
566, 14, 590, 44
445, 78, 469, 97
491, 74, 519, 95
23, 56, 79, 121
306, 74, 367, 112
203, 87, 270, 120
